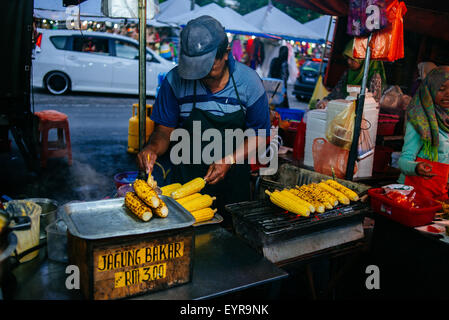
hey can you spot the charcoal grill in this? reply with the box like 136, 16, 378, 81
225, 164, 371, 263
227, 200, 369, 245
226, 200, 369, 263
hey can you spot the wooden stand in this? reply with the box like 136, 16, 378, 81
68, 227, 194, 300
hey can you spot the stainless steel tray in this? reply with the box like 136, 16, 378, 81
193, 213, 224, 227
59, 196, 195, 240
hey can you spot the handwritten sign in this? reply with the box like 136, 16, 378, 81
86, 232, 193, 299
97, 242, 184, 272
114, 263, 167, 288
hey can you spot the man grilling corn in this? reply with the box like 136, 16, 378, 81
137, 16, 271, 227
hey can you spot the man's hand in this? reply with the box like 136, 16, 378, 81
204, 162, 232, 185
415, 162, 437, 179
137, 146, 157, 174
136, 124, 174, 174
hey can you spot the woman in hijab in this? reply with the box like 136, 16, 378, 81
316, 39, 386, 109
398, 66, 449, 201
409, 61, 437, 97
269, 46, 290, 108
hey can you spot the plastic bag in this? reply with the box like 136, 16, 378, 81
379, 85, 403, 110
308, 75, 330, 110
326, 101, 356, 150
353, 0, 407, 62
347, 0, 389, 36
312, 138, 358, 179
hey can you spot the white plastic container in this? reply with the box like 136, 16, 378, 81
324, 92, 379, 178
304, 109, 327, 168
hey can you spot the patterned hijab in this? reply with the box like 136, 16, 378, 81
407, 66, 449, 161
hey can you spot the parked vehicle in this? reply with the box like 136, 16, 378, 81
32, 29, 175, 96
292, 58, 328, 101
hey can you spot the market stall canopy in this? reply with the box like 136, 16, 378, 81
155, 0, 201, 24
243, 5, 323, 43
274, 0, 449, 42
161, 3, 273, 38
34, 0, 168, 26
304, 15, 336, 41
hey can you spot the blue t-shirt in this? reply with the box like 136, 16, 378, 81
151, 53, 271, 136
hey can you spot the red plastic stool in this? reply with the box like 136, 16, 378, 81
35, 110, 72, 168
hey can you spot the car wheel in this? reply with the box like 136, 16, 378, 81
45, 72, 70, 95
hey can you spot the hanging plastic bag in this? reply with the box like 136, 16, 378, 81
308, 75, 330, 110
312, 138, 358, 179
358, 118, 375, 159
326, 101, 356, 151
347, 0, 389, 36
353, 0, 407, 61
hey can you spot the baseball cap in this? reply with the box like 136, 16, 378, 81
178, 15, 227, 80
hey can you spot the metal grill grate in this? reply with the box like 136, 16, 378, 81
226, 200, 368, 239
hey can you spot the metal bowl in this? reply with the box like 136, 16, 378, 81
24, 198, 59, 233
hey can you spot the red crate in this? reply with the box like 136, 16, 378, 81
377, 113, 400, 136
368, 188, 442, 227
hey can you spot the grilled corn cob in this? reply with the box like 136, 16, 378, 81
265, 190, 310, 217
125, 192, 153, 222
133, 179, 160, 208
317, 182, 350, 205
182, 194, 216, 213
171, 177, 206, 199
289, 188, 325, 213
278, 189, 315, 213
153, 198, 169, 218
176, 193, 203, 205
191, 208, 217, 223
160, 183, 182, 197
297, 184, 334, 209
306, 183, 339, 207
324, 180, 359, 201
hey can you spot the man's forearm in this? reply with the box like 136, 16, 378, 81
145, 125, 172, 156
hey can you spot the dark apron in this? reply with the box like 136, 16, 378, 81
171, 74, 251, 227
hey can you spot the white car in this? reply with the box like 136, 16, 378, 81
32, 28, 175, 95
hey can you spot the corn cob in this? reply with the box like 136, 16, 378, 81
160, 183, 182, 197
297, 184, 334, 209
176, 193, 203, 205
289, 188, 325, 213
318, 182, 350, 205
153, 198, 169, 218
278, 189, 315, 213
191, 208, 217, 223
306, 183, 339, 207
133, 179, 160, 208
182, 194, 216, 213
171, 177, 206, 199
265, 190, 310, 217
124, 192, 153, 222
324, 180, 359, 201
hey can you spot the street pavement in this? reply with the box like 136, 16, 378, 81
1, 84, 307, 205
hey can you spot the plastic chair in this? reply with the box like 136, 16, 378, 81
34, 110, 72, 168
